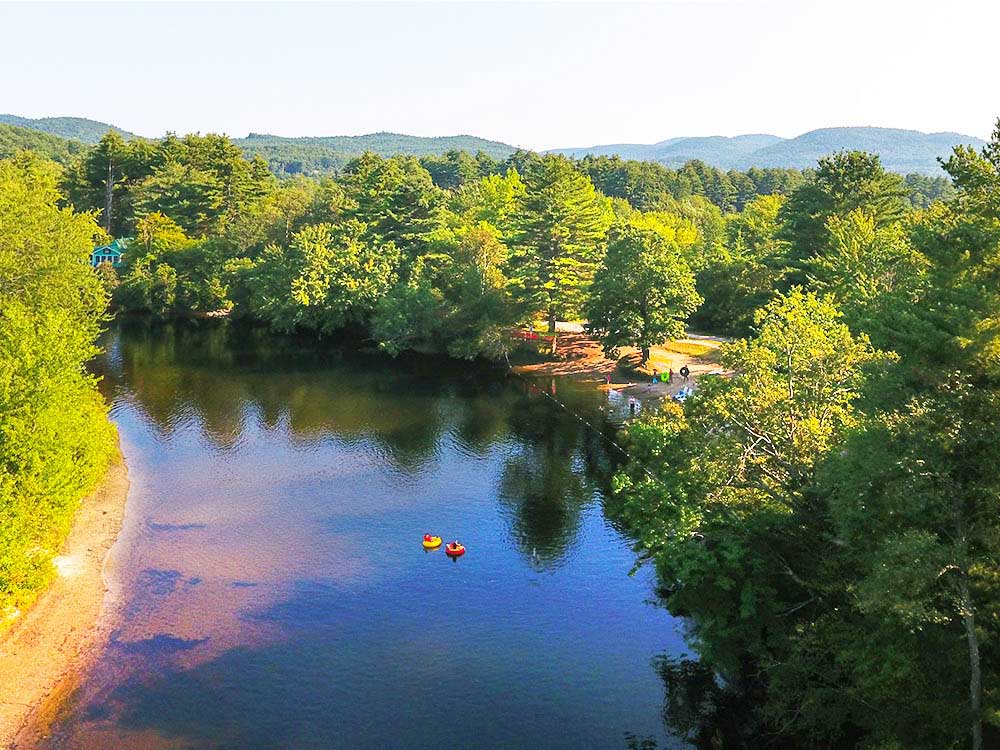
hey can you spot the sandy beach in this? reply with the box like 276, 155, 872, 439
511, 328, 726, 402
0, 450, 129, 749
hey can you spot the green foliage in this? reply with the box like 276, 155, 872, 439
586, 215, 701, 361
374, 223, 516, 359
614, 290, 889, 742
340, 153, 446, 260
243, 221, 400, 333
64, 132, 275, 238
578, 154, 805, 213
234, 132, 515, 175
807, 209, 927, 343
0, 123, 85, 164
905, 172, 956, 208
452, 169, 525, 232
509, 155, 613, 330
0, 114, 135, 144
779, 151, 910, 278
691, 194, 789, 335
616, 122, 1000, 750
420, 149, 499, 189
0, 154, 116, 615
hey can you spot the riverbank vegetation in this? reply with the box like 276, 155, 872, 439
58, 130, 958, 355
616, 122, 1000, 749
2, 116, 998, 747
0, 155, 117, 617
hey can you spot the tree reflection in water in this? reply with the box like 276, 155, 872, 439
99, 318, 623, 570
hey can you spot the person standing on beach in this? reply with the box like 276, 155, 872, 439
668, 368, 674, 384
652, 370, 659, 384
680, 364, 690, 382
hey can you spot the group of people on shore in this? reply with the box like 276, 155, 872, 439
613, 363, 692, 415
650, 364, 689, 385
605, 363, 691, 387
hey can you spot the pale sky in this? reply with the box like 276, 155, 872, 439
1, 0, 997, 150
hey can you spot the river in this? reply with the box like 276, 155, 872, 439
42, 319, 692, 749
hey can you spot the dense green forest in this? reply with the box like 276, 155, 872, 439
0, 154, 117, 616
0, 114, 134, 144
0, 123, 86, 164
615, 124, 1000, 749
49, 130, 956, 352
2, 115, 999, 748
234, 132, 517, 175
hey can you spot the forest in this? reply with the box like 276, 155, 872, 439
1, 117, 998, 749
0, 154, 117, 616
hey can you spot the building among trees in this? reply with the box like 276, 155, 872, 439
90, 238, 127, 267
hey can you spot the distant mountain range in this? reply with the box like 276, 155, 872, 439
0, 114, 987, 175
548, 127, 987, 175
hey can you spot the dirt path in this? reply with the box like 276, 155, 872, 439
0, 451, 129, 748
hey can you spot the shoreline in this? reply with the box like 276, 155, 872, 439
0, 329, 717, 747
511, 330, 725, 402
0, 447, 130, 748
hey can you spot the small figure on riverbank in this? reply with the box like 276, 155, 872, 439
668, 368, 674, 383
606, 373, 612, 385
651, 370, 659, 384
680, 364, 690, 382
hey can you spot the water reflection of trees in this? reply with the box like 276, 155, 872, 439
497, 381, 619, 568
102, 319, 456, 467
649, 655, 793, 750
99, 319, 626, 565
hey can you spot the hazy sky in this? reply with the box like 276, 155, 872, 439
2, 0, 997, 150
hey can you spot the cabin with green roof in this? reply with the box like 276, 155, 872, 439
90, 238, 128, 267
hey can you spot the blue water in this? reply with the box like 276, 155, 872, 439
44, 320, 690, 750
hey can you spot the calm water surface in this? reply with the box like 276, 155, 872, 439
45, 320, 691, 750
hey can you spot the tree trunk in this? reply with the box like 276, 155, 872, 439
640, 346, 650, 364
954, 498, 982, 750
959, 577, 983, 750
104, 159, 115, 233
547, 309, 558, 355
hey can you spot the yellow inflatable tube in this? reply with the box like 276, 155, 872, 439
422, 535, 442, 549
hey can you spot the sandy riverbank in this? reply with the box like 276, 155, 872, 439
0, 449, 130, 748
511, 330, 726, 402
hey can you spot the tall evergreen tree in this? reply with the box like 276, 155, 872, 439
510, 155, 612, 332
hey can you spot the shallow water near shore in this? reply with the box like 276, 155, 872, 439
42, 319, 690, 750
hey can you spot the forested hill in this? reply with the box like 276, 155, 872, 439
0, 114, 135, 144
2, 113, 985, 175
0, 123, 86, 163
550, 127, 987, 175
232, 132, 518, 174
548, 134, 783, 166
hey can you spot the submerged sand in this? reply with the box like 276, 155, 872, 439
0, 450, 129, 748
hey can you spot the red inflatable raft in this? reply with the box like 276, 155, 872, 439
445, 542, 466, 558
